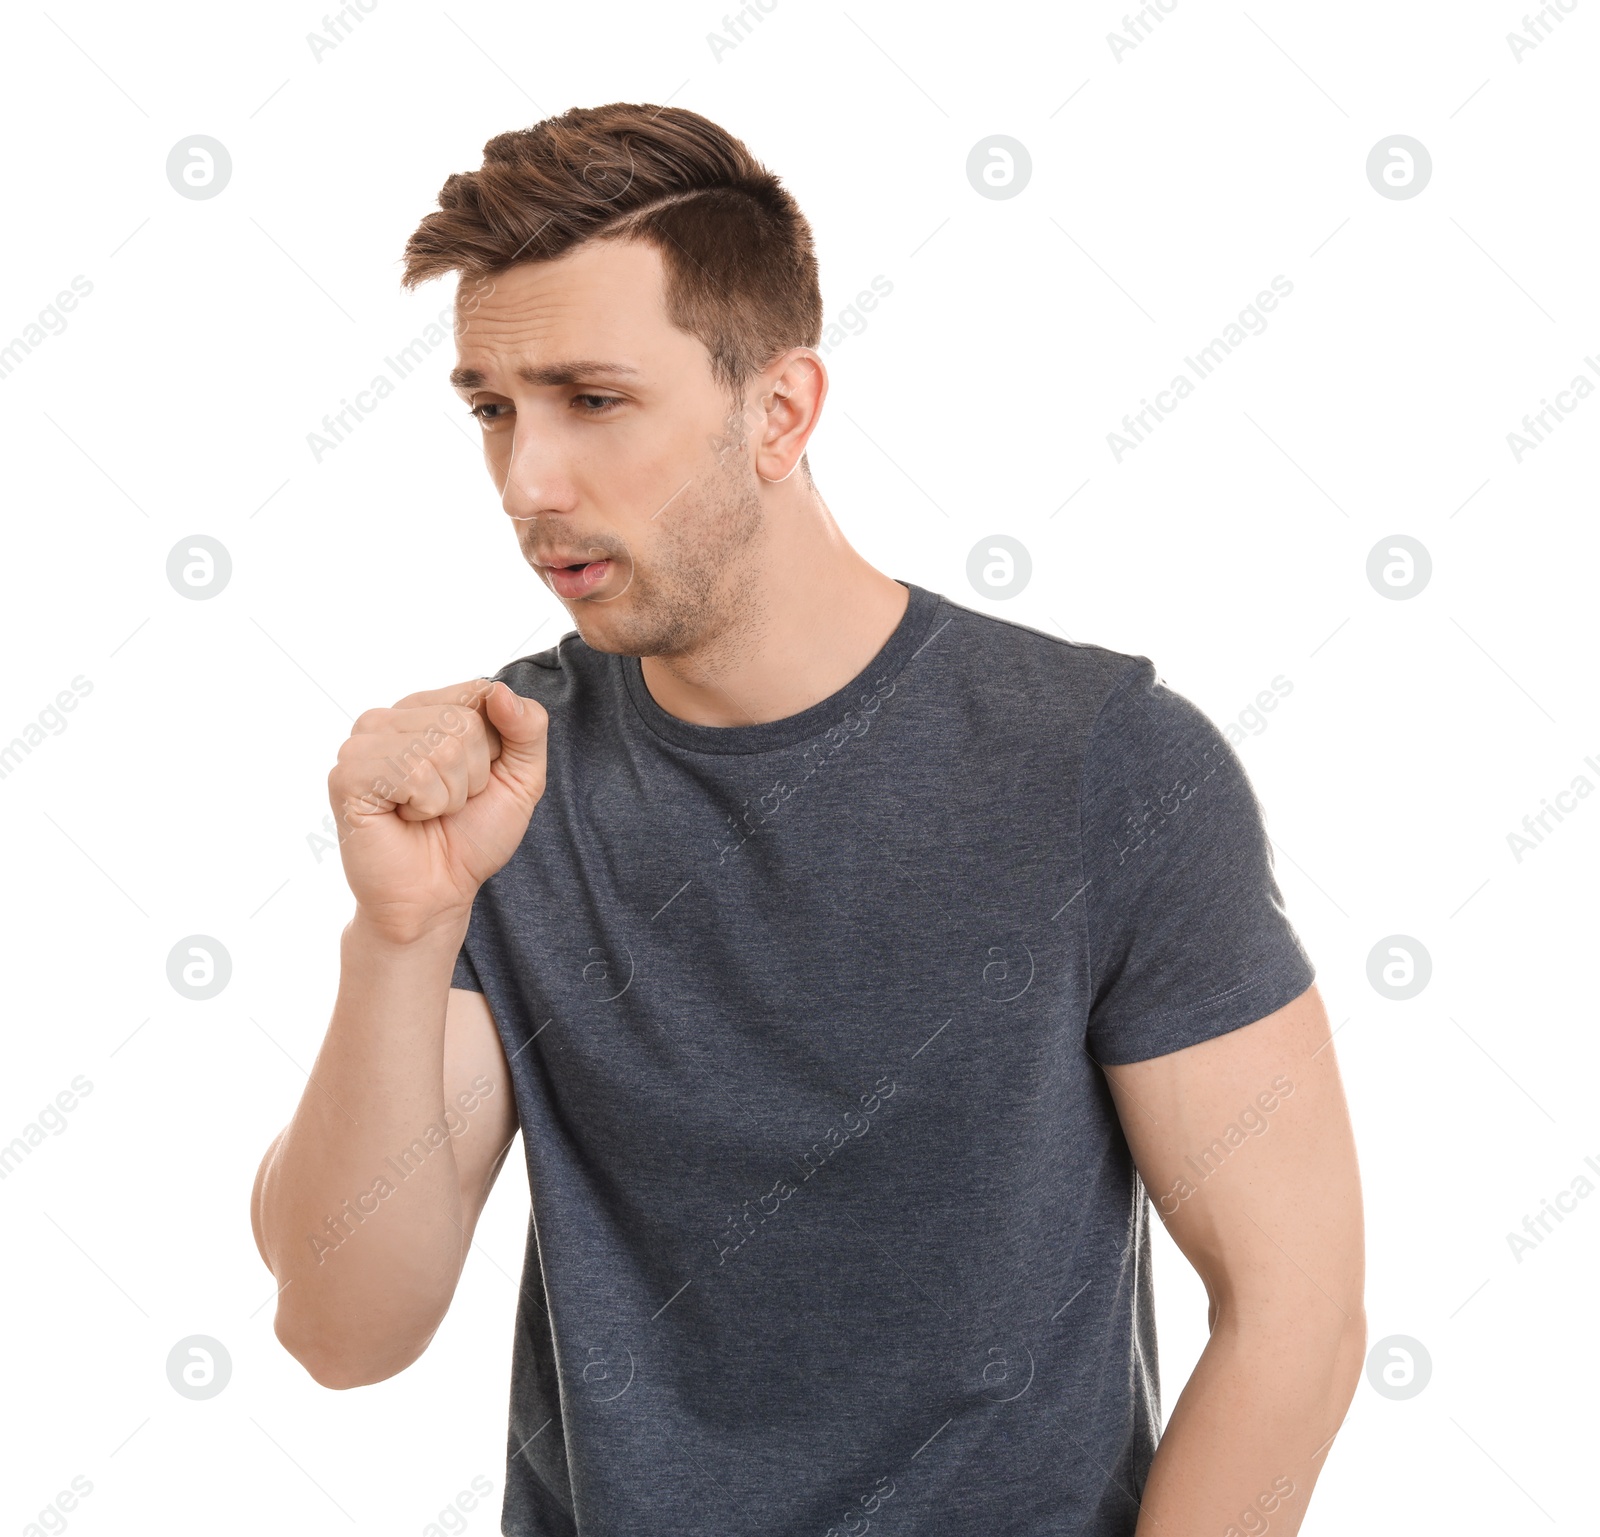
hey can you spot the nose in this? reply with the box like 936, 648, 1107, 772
498, 416, 577, 524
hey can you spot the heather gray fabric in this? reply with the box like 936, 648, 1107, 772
450, 578, 1315, 1536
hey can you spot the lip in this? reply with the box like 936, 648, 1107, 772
543, 558, 613, 599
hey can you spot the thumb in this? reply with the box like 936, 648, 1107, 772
485, 681, 548, 794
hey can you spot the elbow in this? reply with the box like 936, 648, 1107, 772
1329, 1305, 1368, 1411
272, 1308, 426, 1391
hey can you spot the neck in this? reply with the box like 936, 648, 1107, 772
639, 486, 909, 729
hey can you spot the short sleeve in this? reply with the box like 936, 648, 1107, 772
1080, 658, 1315, 1064
451, 941, 485, 994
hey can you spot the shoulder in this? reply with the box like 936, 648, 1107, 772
483, 628, 594, 710
925, 587, 1162, 733
1086, 655, 1227, 773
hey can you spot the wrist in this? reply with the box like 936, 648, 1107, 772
346, 902, 472, 953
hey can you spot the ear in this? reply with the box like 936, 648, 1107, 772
753, 348, 827, 483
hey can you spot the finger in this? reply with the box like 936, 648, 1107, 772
371, 700, 496, 793
391, 678, 499, 712
483, 682, 548, 798
383, 682, 505, 767
394, 757, 451, 821
370, 709, 489, 810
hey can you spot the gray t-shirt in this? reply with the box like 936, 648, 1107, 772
451, 578, 1314, 1536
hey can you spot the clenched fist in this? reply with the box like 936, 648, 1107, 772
327, 678, 548, 942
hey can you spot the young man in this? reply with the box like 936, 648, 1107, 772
251, 104, 1365, 1536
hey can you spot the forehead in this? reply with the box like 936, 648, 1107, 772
452, 238, 696, 380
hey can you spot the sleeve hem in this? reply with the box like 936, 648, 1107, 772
1088, 958, 1317, 1066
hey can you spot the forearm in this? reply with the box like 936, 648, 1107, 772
253, 908, 471, 1387
1133, 1309, 1365, 1536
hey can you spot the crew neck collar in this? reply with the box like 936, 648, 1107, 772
620, 579, 940, 755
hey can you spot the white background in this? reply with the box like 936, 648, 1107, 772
1, 0, 1595, 1531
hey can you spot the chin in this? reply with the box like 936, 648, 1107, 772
568, 609, 637, 657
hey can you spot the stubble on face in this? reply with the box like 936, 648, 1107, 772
558, 395, 770, 680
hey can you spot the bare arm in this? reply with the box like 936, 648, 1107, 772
249, 676, 546, 1388
1102, 983, 1366, 1535
251, 943, 518, 1387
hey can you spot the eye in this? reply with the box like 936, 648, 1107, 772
574, 393, 624, 414
467, 400, 510, 424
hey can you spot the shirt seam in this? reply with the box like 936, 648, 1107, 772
619, 588, 947, 757
1078, 655, 1158, 1013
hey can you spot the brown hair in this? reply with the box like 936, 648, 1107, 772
402, 103, 823, 423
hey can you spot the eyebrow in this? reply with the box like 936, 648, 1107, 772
448, 360, 644, 390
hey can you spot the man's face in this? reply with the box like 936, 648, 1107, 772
450, 238, 768, 659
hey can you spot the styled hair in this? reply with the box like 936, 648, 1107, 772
401, 103, 823, 420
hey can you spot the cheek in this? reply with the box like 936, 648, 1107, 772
481, 435, 512, 489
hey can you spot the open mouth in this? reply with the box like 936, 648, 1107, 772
545, 558, 613, 597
